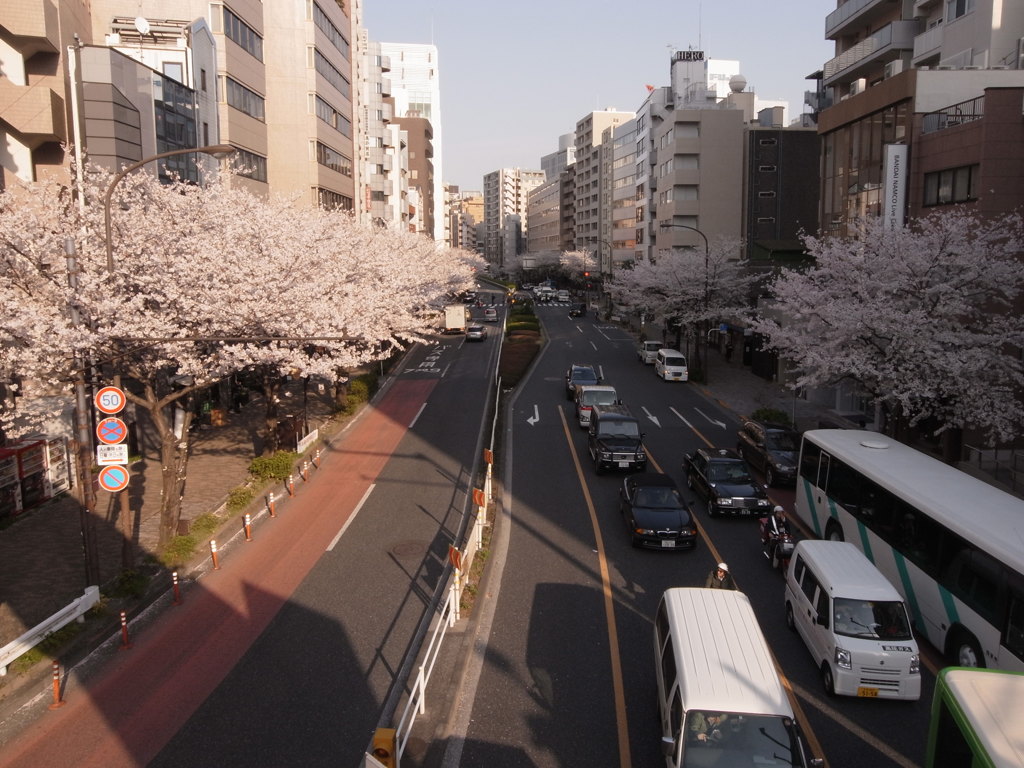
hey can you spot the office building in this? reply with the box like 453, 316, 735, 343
483, 167, 545, 269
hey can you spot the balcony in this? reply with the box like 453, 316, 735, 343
0, 78, 66, 142
912, 24, 943, 64
0, 2, 60, 54
823, 20, 921, 85
825, 0, 892, 40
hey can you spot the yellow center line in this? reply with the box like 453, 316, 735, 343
557, 405, 632, 768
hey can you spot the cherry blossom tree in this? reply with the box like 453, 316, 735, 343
751, 210, 1024, 450
1, 158, 481, 547
605, 239, 757, 378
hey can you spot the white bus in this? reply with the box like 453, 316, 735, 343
794, 430, 1024, 672
926, 667, 1024, 767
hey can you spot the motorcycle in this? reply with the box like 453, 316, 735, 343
758, 517, 795, 573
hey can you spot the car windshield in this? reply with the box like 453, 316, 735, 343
833, 598, 913, 640
573, 371, 598, 384
599, 422, 639, 439
634, 487, 682, 508
766, 431, 799, 451
682, 712, 801, 768
710, 462, 753, 484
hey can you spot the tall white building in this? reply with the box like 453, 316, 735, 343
572, 109, 634, 254
378, 42, 443, 241
483, 167, 545, 269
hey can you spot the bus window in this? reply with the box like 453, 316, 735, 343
1005, 592, 1024, 660
931, 698, 974, 768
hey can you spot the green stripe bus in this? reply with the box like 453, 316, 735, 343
927, 667, 1024, 767
794, 430, 1024, 671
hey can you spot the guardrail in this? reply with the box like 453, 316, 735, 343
0, 585, 100, 676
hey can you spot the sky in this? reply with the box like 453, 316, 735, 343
362, 0, 836, 191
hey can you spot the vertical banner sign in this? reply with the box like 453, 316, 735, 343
883, 143, 908, 230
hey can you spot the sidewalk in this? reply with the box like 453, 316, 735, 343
0, 379, 338, 695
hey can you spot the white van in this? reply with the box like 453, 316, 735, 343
784, 540, 921, 700
556, 289, 571, 302
637, 340, 664, 364
575, 384, 619, 427
654, 588, 821, 768
655, 348, 688, 381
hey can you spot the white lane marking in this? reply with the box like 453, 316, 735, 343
327, 483, 375, 551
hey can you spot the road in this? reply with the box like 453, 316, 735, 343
453, 301, 933, 767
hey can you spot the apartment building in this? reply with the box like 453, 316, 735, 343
607, 118, 637, 274
540, 133, 575, 181
445, 185, 483, 252
379, 42, 443, 241
572, 109, 634, 254
525, 177, 562, 256
356, 35, 404, 228
482, 167, 545, 269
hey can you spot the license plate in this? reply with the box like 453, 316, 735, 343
618, 461, 630, 467
661, 540, 676, 548
856, 687, 878, 698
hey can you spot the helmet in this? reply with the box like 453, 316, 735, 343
717, 562, 729, 573
773, 505, 784, 514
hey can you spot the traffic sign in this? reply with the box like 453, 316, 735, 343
94, 386, 127, 414
97, 465, 130, 493
96, 417, 128, 445
96, 444, 129, 466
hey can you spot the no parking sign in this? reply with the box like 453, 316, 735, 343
98, 465, 130, 493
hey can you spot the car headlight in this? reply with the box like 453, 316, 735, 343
774, 461, 795, 472
634, 527, 655, 536
637, 450, 646, 460
834, 647, 852, 670
600, 450, 612, 460
717, 497, 734, 506
909, 654, 920, 675
756, 499, 771, 507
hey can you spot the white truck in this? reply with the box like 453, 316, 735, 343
443, 304, 471, 334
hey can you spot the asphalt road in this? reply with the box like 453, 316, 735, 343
454, 303, 933, 768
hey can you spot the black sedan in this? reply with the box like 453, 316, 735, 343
683, 447, 772, 518
568, 303, 586, 318
736, 420, 799, 486
565, 363, 600, 400
619, 473, 698, 550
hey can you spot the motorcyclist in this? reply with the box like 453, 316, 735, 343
764, 506, 791, 568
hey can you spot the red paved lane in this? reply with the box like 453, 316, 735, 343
0, 378, 437, 768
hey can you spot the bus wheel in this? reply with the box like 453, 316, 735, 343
821, 662, 836, 696
825, 521, 844, 542
949, 631, 985, 668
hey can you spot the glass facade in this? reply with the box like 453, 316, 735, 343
154, 75, 199, 183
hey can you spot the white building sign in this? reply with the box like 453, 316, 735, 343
883, 143, 908, 230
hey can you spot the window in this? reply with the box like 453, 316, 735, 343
315, 141, 352, 177
233, 147, 267, 182
162, 62, 184, 84
223, 6, 263, 61
316, 188, 353, 210
313, 49, 350, 98
923, 165, 978, 206
201, 69, 207, 92
313, 95, 351, 137
945, 0, 975, 22
311, 2, 350, 56
224, 77, 265, 121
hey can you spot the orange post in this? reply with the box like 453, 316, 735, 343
267, 491, 276, 517
171, 571, 183, 605
210, 539, 220, 570
313, 449, 321, 468
287, 475, 295, 497
243, 513, 253, 541
119, 610, 132, 650
48, 661, 65, 709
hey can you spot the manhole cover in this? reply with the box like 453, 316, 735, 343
391, 540, 428, 559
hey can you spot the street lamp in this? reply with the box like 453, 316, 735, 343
103, 144, 235, 271
659, 222, 710, 382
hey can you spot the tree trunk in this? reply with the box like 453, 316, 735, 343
261, 375, 282, 456
139, 388, 195, 550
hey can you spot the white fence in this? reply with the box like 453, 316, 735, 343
0, 585, 100, 675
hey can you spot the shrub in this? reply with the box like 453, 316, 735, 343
499, 336, 542, 388
108, 569, 150, 599
226, 486, 255, 513
750, 407, 793, 427
507, 320, 540, 334
249, 451, 298, 482
191, 513, 220, 537
160, 535, 197, 568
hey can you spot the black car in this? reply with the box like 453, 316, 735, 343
588, 404, 646, 474
736, 420, 800, 486
568, 303, 586, 318
619, 473, 698, 550
683, 447, 772, 517
565, 363, 601, 400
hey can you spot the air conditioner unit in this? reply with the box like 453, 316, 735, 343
918, 65, 930, 71
849, 78, 866, 96
935, 64, 955, 70
991, 65, 1010, 70
885, 60, 904, 78
962, 65, 982, 70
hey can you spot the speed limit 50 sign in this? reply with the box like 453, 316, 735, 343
95, 386, 126, 414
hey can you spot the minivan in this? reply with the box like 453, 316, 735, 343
655, 348, 688, 381
588, 404, 646, 474
785, 540, 921, 700
556, 289, 571, 302
654, 588, 821, 768
637, 340, 664, 364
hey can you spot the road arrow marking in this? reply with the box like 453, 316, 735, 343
527, 405, 540, 426
695, 408, 727, 429
642, 407, 661, 427
670, 407, 693, 429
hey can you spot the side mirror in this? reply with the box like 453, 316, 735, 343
660, 735, 677, 758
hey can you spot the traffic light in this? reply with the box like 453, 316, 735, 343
583, 271, 590, 277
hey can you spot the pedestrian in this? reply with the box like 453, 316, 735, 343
705, 562, 737, 590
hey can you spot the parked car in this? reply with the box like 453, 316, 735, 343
636, 340, 663, 364
568, 302, 586, 318
736, 420, 800, 486
619, 473, 698, 550
575, 384, 619, 427
465, 324, 487, 341
588, 404, 646, 474
483, 307, 498, 322
565, 363, 601, 400
683, 447, 772, 517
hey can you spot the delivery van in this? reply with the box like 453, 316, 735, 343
654, 588, 821, 768
784, 540, 921, 700
655, 348, 688, 381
